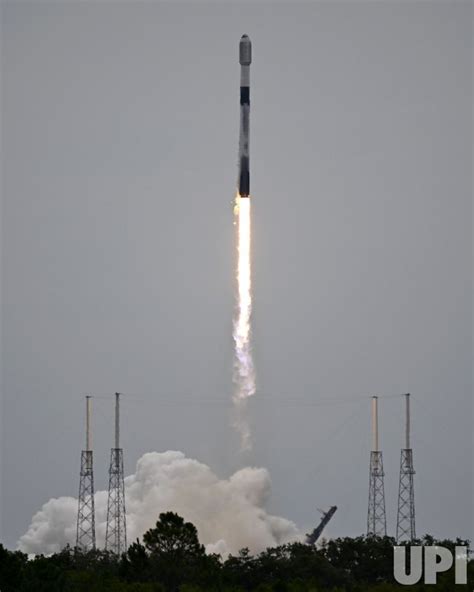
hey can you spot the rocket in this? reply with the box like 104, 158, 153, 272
238, 34, 251, 197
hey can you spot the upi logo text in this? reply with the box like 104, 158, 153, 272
394, 545, 468, 585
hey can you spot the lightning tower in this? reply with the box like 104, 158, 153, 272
396, 393, 416, 542
367, 396, 387, 536
105, 393, 127, 554
76, 395, 96, 551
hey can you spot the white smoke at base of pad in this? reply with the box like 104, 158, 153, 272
19, 451, 302, 556
232, 195, 256, 450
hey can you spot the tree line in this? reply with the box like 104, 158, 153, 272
0, 512, 472, 591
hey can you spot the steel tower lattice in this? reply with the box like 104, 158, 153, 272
105, 393, 127, 554
396, 394, 416, 542
76, 396, 96, 551
367, 396, 387, 536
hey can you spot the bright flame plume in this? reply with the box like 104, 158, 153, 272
233, 194, 256, 450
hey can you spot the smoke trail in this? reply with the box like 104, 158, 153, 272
232, 194, 256, 450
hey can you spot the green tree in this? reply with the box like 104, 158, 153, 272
143, 512, 205, 558
125, 512, 220, 591
0, 544, 28, 592
120, 539, 152, 583
19, 554, 66, 592
321, 535, 396, 585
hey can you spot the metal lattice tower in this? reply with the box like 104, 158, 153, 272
76, 396, 96, 551
105, 393, 127, 554
396, 393, 416, 542
367, 396, 387, 536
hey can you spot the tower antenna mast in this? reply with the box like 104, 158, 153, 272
396, 393, 416, 541
367, 396, 387, 536
105, 393, 127, 554
76, 395, 96, 551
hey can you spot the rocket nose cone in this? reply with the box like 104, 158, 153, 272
239, 35, 252, 65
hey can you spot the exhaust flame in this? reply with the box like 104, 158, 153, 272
233, 194, 256, 450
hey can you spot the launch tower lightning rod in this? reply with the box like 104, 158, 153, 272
105, 393, 127, 554
367, 396, 387, 536
396, 393, 416, 542
76, 395, 96, 551
86, 394, 91, 451
115, 388, 120, 449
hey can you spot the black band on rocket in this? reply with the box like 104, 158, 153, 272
240, 87, 250, 106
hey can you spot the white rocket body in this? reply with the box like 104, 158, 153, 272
238, 35, 251, 197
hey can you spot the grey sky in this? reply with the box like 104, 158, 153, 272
1, 0, 472, 549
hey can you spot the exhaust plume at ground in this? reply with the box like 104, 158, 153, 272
19, 451, 301, 556
232, 195, 256, 450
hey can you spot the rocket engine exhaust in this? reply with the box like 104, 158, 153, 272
233, 35, 255, 450
233, 195, 255, 450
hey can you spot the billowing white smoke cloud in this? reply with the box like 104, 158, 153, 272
19, 451, 302, 556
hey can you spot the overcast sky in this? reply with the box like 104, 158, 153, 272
1, 0, 472, 549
